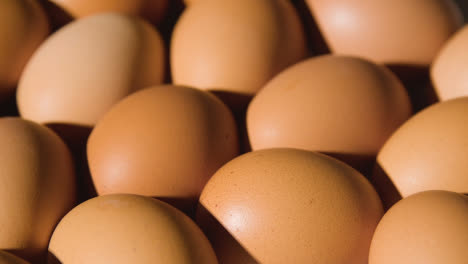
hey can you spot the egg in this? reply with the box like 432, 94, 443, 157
0, 251, 29, 264
432, 25, 468, 100
48, 194, 217, 264
247, 55, 411, 163
87, 85, 238, 206
0, 0, 48, 101
0, 118, 75, 262
305, 0, 462, 66
198, 148, 383, 263
17, 13, 165, 127
171, 0, 307, 96
48, 0, 168, 25
369, 190, 468, 264
375, 97, 468, 206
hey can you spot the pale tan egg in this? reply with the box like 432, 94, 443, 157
305, 0, 462, 66
17, 13, 165, 127
432, 25, 468, 100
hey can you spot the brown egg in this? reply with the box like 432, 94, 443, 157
17, 13, 165, 127
171, 0, 307, 96
376, 97, 468, 202
49, 0, 168, 24
369, 190, 468, 264
198, 148, 383, 263
87, 85, 238, 201
0, 0, 48, 101
0, 118, 75, 263
0, 251, 29, 264
432, 25, 468, 100
48, 194, 217, 264
305, 0, 462, 66
247, 55, 411, 157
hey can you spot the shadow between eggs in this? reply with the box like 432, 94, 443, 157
196, 204, 259, 264
46, 123, 97, 204
386, 64, 438, 113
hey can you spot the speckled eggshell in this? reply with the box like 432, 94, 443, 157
199, 148, 383, 264
247, 55, 411, 156
369, 190, 468, 264
48, 194, 217, 264
432, 25, 468, 100
87, 85, 239, 199
0, 251, 29, 264
305, 0, 463, 66
171, 0, 307, 95
49, 0, 168, 24
17, 13, 165, 127
0, 118, 75, 262
0, 0, 48, 100
377, 97, 468, 198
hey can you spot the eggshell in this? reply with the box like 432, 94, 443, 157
0, 0, 48, 101
432, 25, 468, 100
171, 0, 307, 96
199, 148, 383, 263
369, 190, 468, 264
49, 0, 168, 24
17, 13, 165, 127
0, 251, 29, 264
87, 85, 238, 200
305, 0, 463, 66
48, 194, 217, 264
247, 55, 411, 157
0, 118, 75, 262
376, 97, 468, 200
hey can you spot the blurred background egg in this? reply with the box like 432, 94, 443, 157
432, 25, 468, 100
17, 13, 165, 127
0, 0, 49, 102
375, 97, 468, 208
171, 0, 307, 97
0, 118, 75, 263
87, 85, 238, 213
47, 0, 168, 25
0, 251, 29, 264
48, 194, 217, 264
198, 148, 383, 263
247, 55, 411, 173
369, 190, 468, 264
305, 0, 462, 67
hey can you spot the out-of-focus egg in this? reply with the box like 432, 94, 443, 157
48, 194, 217, 264
198, 148, 383, 263
0, 118, 75, 262
369, 190, 468, 264
432, 25, 468, 100
0, 0, 48, 101
49, 0, 168, 24
17, 13, 165, 127
247, 55, 411, 157
376, 97, 468, 204
0, 251, 29, 264
87, 85, 238, 201
305, 0, 463, 66
171, 0, 307, 96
